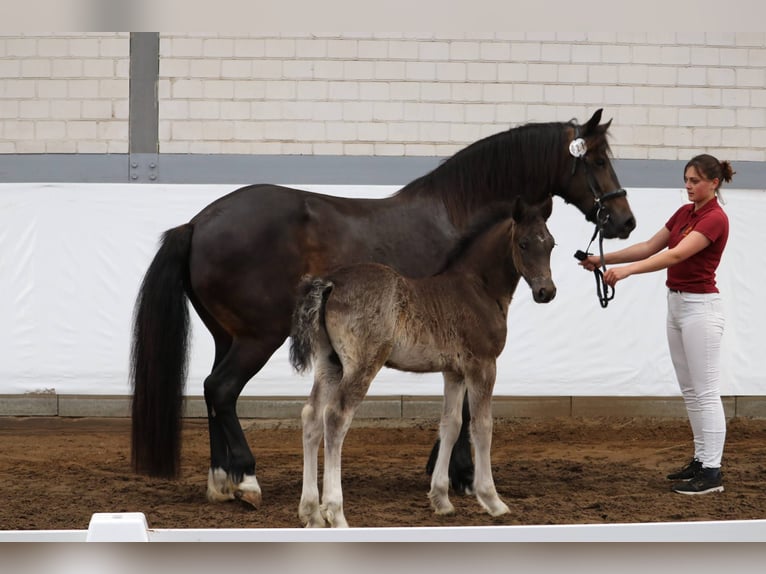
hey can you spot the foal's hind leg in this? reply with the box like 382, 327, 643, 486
428, 372, 465, 515
466, 365, 509, 517
320, 360, 382, 528
299, 358, 339, 528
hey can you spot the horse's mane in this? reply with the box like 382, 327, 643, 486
397, 118, 610, 226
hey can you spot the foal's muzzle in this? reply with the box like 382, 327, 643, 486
533, 284, 556, 303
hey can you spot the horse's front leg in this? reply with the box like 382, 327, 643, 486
428, 372, 465, 515
467, 364, 509, 517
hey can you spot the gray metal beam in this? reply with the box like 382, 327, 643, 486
0, 155, 763, 189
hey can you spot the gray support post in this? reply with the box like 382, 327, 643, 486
129, 32, 160, 182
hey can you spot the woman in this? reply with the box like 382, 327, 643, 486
580, 154, 734, 495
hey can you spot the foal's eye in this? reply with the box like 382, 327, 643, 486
519, 241, 529, 250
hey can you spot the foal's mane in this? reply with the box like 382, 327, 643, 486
396, 118, 610, 227
435, 201, 517, 274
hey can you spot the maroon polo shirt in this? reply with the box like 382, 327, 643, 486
665, 198, 729, 293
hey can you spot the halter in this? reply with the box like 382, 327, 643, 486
569, 126, 627, 308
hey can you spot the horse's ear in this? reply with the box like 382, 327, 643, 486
584, 108, 603, 134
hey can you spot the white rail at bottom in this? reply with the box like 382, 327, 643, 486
0, 513, 765, 542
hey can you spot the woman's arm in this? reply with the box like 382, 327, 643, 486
603, 230, 711, 286
580, 226, 670, 271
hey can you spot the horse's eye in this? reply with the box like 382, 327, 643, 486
594, 157, 606, 167
519, 241, 528, 250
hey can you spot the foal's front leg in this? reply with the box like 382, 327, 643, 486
428, 372, 465, 515
467, 367, 510, 517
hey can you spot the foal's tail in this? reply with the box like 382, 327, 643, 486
130, 224, 193, 478
289, 276, 334, 374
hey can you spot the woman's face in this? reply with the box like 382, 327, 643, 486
684, 166, 718, 204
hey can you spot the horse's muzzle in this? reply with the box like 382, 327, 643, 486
602, 214, 636, 239
598, 190, 636, 239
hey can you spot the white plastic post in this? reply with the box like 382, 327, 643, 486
85, 512, 150, 542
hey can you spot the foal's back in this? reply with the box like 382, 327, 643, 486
322, 262, 405, 350
321, 218, 518, 375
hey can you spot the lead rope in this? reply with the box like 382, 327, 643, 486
569, 131, 624, 308
574, 219, 615, 308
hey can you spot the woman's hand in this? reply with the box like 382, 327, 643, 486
603, 266, 631, 287
578, 254, 600, 272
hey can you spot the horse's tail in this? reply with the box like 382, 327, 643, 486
289, 276, 334, 374
130, 224, 193, 478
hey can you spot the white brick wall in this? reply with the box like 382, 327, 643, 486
1, 33, 765, 161
0, 33, 129, 153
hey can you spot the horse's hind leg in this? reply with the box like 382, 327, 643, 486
466, 365, 509, 517
428, 372, 465, 515
187, 296, 236, 503
204, 336, 235, 504
203, 335, 284, 507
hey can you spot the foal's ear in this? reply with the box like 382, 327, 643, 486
512, 197, 528, 223
541, 195, 553, 220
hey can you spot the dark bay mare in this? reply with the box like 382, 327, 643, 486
290, 198, 556, 527
130, 108, 635, 506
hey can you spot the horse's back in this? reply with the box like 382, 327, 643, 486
186, 185, 384, 331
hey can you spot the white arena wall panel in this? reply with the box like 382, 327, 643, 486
1, 182, 764, 399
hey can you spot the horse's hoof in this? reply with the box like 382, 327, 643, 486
451, 476, 475, 496
235, 488, 262, 508
207, 468, 236, 503
233, 474, 262, 507
207, 490, 235, 503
